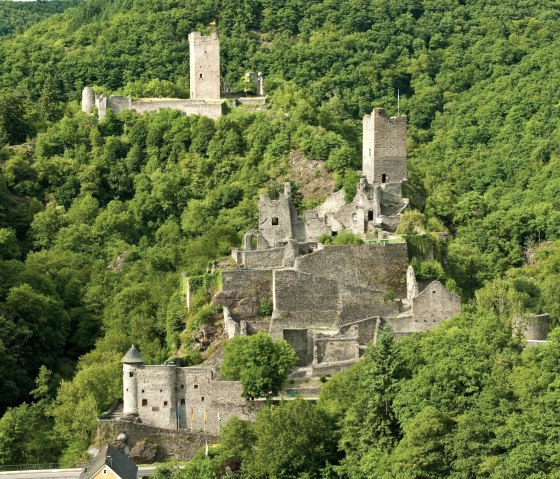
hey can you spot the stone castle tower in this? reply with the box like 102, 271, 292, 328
122, 344, 145, 416
362, 108, 407, 185
188, 31, 221, 100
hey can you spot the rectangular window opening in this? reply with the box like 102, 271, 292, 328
142, 399, 147, 406
129, 372, 134, 378
164, 401, 168, 407
181, 399, 186, 405
271, 217, 279, 226
180, 384, 184, 390
381, 174, 387, 183
201, 396, 205, 402
194, 384, 199, 389
367, 210, 374, 221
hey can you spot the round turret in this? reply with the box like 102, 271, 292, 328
82, 87, 96, 114
122, 345, 144, 415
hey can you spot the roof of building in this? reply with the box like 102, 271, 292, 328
79, 444, 138, 479
121, 344, 145, 364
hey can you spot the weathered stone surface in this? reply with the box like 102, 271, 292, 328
294, 243, 409, 296
128, 439, 158, 464
97, 420, 216, 462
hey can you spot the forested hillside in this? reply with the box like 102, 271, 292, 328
0, 0, 78, 37
1, 0, 560, 475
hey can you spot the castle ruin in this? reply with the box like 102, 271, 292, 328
214, 107, 461, 375
120, 345, 262, 436
82, 31, 266, 120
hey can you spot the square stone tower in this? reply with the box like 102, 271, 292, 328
362, 108, 407, 185
189, 31, 221, 100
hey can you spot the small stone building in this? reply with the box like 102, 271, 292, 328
121, 346, 262, 435
79, 444, 137, 479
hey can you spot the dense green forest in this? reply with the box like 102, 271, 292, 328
1, 0, 560, 475
0, 0, 78, 37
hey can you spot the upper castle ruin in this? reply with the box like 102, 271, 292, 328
82, 31, 266, 120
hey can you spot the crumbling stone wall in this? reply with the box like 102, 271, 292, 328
243, 247, 285, 269
412, 281, 461, 324
513, 314, 549, 341
97, 420, 216, 462
270, 270, 398, 338
258, 186, 306, 246
294, 243, 408, 295
215, 269, 272, 322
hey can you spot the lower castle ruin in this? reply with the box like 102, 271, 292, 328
108, 108, 462, 443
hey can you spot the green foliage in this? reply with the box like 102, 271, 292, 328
243, 399, 340, 479
411, 258, 446, 282
258, 298, 273, 317
318, 229, 364, 246
220, 332, 297, 397
0, 1, 77, 37
2, 0, 560, 471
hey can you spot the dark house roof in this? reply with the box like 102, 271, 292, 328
79, 444, 138, 479
121, 344, 145, 364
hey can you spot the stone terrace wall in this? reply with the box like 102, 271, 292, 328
271, 270, 339, 336
270, 270, 398, 337
215, 269, 272, 322
294, 243, 408, 295
243, 247, 285, 269
131, 99, 225, 120
97, 420, 215, 462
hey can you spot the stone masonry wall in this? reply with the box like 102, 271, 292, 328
189, 32, 221, 100
362, 108, 407, 185
130, 99, 225, 119
97, 420, 216, 462
215, 269, 272, 322
294, 243, 408, 295
243, 247, 286, 269
271, 270, 398, 338
271, 270, 339, 336
136, 366, 177, 429
412, 281, 461, 324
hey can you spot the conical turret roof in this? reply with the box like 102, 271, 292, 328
121, 345, 145, 364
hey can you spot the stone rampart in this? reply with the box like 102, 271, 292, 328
215, 269, 272, 322
237, 97, 267, 105
243, 247, 286, 269
271, 270, 340, 335
271, 270, 397, 340
94, 95, 225, 120
97, 420, 215, 462
294, 243, 408, 295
